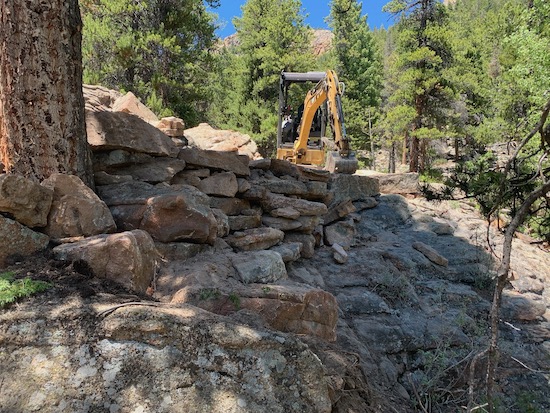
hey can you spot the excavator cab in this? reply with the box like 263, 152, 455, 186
276, 70, 358, 174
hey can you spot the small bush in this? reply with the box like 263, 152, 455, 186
0, 271, 51, 309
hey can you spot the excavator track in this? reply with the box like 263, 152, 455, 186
324, 151, 358, 174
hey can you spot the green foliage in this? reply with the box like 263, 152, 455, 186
0, 272, 51, 309
419, 167, 443, 183
81, 0, 218, 126
381, 0, 455, 171
199, 288, 221, 301
327, 0, 382, 149
207, 0, 314, 157
228, 292, 241, 310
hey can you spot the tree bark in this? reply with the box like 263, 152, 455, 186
0, 0, 93, 186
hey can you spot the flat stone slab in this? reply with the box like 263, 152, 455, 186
226, 227, 285, 251
178, 147, 250, 177
412, 241, 449, 267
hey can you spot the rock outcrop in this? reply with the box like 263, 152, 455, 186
0, 298, 332, 413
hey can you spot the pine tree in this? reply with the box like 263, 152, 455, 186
81, 0, 218, 126
209, 0, 314, 155
327, 0, 382, 151
383, 0, 455, 172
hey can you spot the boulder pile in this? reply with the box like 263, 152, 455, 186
0, 86, 380, 343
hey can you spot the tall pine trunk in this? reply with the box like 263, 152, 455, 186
0, 0, 93, 186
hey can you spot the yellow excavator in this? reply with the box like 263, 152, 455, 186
276, 70, 358, 174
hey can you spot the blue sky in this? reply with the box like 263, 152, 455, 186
210, 0, 395, 38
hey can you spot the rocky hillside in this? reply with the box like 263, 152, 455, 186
0, 87, 549, 413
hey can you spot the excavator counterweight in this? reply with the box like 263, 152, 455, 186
276, 70, 358, 174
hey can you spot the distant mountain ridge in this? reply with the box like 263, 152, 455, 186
221, 28, 333, 56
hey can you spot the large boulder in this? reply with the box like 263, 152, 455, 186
261, 193, 328, 216
0, 300, 332, 413
231, 250, 287, 284
176, 284, 339, 342
52, 230, 156, 294
255, 178, 308, 196
178, 147, 250, 177
0, 216, 49, 268
140, 193, 217, 244
83, 84, 122, 112
105, 158, 186, 184
97, 181, 217, 244
328, 174, 379, 206
226, 227, 284, 251
197, 172, 239, 197
42, 174, 116, 239
112, 91, 159, 123
184, 123, 261, 159
373, 172, 420, 194
86, 111, 179, 157
0, 174, 53, 228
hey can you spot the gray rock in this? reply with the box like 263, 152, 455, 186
374, 172, 419, 194
256, 178, 308, 196
304, 181, 329, 200
52, 230, 156, 294
324, 219, 356, 249
228, 215, 262, 231
92, 149, 139, 169
139, 191, 217, 244
353, 197, 379, 211
262, 216, 303, 231
270, 207, 301, 220
109, 158, 186, 183
269, 159, 301, 179
212, 208, 230, 238
0, 301, 331, 413
250, 158, 272, 170
270, 242, 303, 263
231, 250, 287, 284
336, 288, 391, 314
93, 171, 133, 185
510, 276, 545, 294
42, 173, 116, 239
323, 199, 356, 226
502, 291, 547, 321
97, 181, 217, 244
297, 165, 331, 182
197, 171, 239, 197
284, 233, 316, 258
86, 110, 179, 157
155, 242, 209, 262
178, 147, 250, 177
0, 216, 49, 268
328, 174, 379, 206
296, 216, 322, 234
226, 228, 285, 251
332, 243, 349, 264
0, 174, 53, 228
262, 193, 328, 216
210, 197, 251, 216
241, 184, 268, 201
412, 242, 449, 267
237, 178, 251, 193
